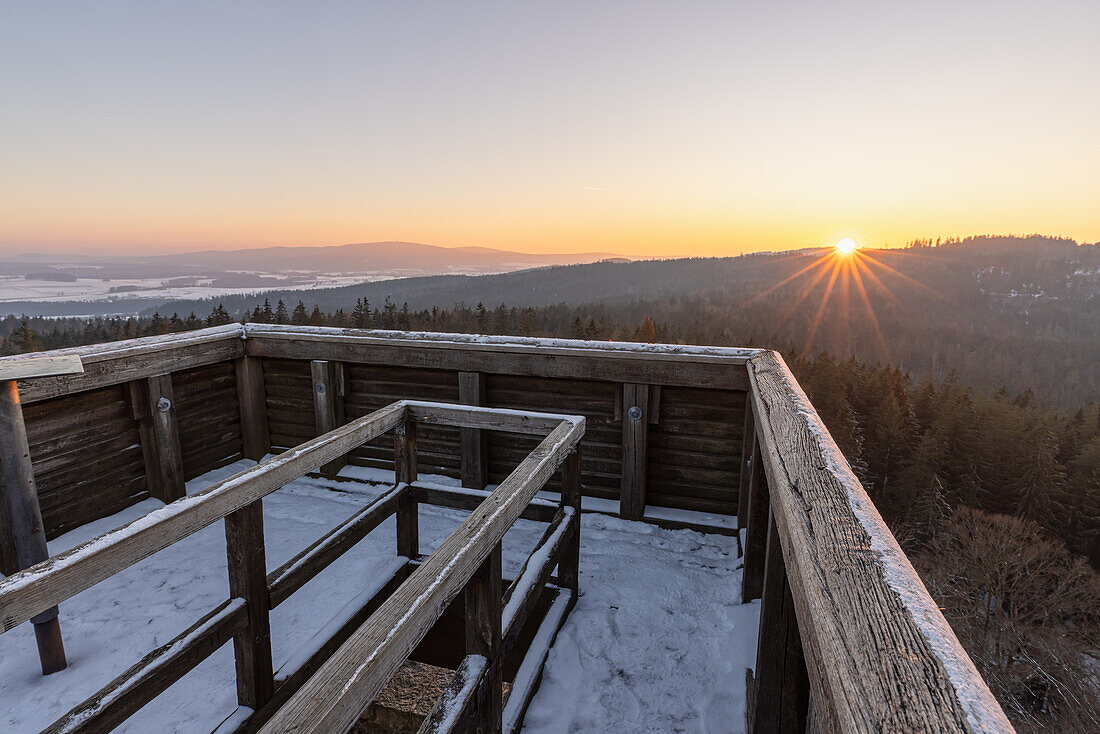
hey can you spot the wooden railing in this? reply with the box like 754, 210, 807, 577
0, 399, 584, 734
740, 351, 1013, 733
0, 325, 1015, 732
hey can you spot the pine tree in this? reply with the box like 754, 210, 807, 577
291, 301, 308, 325
11, 319, 43, 352
275, 300, 289, 324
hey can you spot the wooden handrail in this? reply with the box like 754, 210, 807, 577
0, 401, 406, 632
746, 350, 1012, 732
257, 414, 585, 734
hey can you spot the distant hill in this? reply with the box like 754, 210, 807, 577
144, 235, 1100, 405
0, 241, 624, 278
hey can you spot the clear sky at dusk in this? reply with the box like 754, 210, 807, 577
1, 1, 1097, 257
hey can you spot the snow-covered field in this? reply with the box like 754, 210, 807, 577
0, 462, 757, 733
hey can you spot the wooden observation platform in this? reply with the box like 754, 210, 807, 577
0, 325, 1013, 733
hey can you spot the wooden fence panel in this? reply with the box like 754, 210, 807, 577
24, 385, 147, 537
262, 359, 315, 451
344, 364, 461, 478
485, 374, 621, 501
172, 362, 243, 480
646, 386, 745, 515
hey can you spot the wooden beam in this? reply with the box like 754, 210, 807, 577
741, 433, 769, 603
0, 379, 67, 674
417, 654, 488, 734
407, 402, 577, 436
245, 329, 751, 390
747, 513, 809, 734
235, 356, 270, 462
458, 371, 488, 490
558, 448, 582, 594
410, 483, 559, 524
619, 383, 649, 520
311, 360, 346, 476
225, 500, 274, 710
126, 380, 162, 501
0, 354, 83, 382
748, 350, 1012, 731
466, 542, 503, 734
18, 329, 244, 404
501, 508, 572, 642
737, 396, 756, 530
395, 421, 419, 558
147, 373, 186, 503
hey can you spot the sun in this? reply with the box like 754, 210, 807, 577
836, 238, 858, 254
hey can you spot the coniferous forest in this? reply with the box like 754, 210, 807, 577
2, 236, 1099, 729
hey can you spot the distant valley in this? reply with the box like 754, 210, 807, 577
0, 241, 627, 316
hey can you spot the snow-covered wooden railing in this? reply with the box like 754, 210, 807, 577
257, 405, 584, 734
741, 350, 1013, 733
0, 400, 585, 734
1, 324, 756, 544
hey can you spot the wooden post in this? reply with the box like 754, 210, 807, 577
147, 373, 186, 503
558, 447, 582, 593
747, 513, 809, 733
619, 383, 649, 520
466, 542, 503, 734
127, 381, 162, 502
0, 379, 67, 674
395, 421, 419, 558
225, 499, 274, 709
458, 371, 488, 490
742, 434, 769, 603
311, 360, 346, 476
235, 356, 270, 462
738, 397, 756, 530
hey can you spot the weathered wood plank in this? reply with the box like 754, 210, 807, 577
311, 360, 346, 476
501, 508, 572, 641
395, 421, 419, 559
17, 329, 245, 403
619, 383, 649, 520
0, 379, 67, 673
747, 350, 1012, 732
737, 395, 756, 529
0, 354, 83, 381
236, 356, 271, 461
558, 448, 582, 593
225, 500, 274, 709
458, 371, 488, 490
741, 433, 769, 603
0, 402, 406, 632
256, 416, 583, 734
244, 326, 751, 390
407, 402, 576, 436
410, 483, 559, 524
417, 654, 488, 734
147, 373, 186, 503
466, 542, 503, 734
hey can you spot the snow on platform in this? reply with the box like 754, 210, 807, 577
0, 462, 758, 733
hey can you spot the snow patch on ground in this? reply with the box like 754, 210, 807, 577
522, 514, 757, 734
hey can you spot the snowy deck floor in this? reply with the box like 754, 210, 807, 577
0, 462, 759, 734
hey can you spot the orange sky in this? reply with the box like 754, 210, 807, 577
1, 2, 1097, 258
